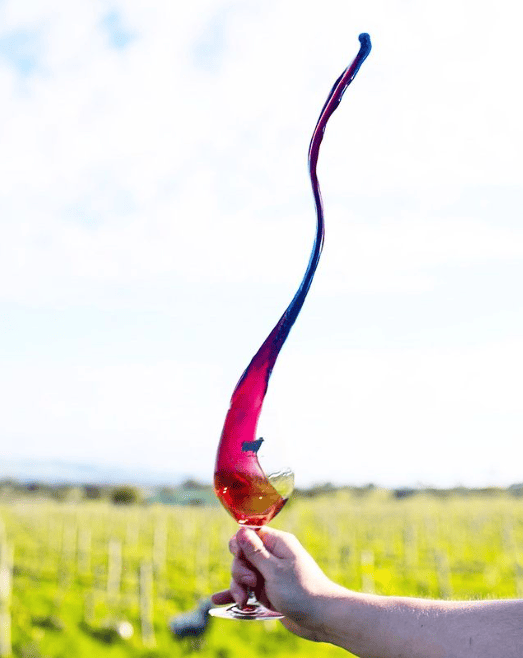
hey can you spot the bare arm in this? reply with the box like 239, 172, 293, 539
212, 527, 523, 658
316, 591, 523, 658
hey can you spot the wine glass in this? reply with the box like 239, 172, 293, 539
208, 33, 371, 621
210, 401, 294, 620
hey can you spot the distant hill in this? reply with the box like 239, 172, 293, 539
0, 457, 196, 487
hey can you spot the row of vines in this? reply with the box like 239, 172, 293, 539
1, 492, 523, 657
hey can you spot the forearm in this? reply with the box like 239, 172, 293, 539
315, 590, 523, 658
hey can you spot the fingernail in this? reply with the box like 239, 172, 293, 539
239, 528, 256, 544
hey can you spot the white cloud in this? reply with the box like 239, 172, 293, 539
4, 333, 522, 486
317, 212, 523, 294
1, 0, 522, 304
0, 356, 228, 474
271, 338, 523, 486
0, 0, 522, 485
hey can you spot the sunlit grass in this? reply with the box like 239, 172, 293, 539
1, 491, 522, 657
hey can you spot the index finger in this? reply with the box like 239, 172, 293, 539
229, 535, 240, 557
211, 590, 234, 605
256, 527, 302, 559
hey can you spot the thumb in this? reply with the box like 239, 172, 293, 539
236, 528, 275, 576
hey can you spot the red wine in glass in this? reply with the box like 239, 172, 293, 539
214, 468, 293, 528
210, 34, 371, 621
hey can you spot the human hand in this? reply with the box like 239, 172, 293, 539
211, 527, 342, 641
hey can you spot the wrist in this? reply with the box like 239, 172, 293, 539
314, 587, 386, 650
304, 581, 355, 643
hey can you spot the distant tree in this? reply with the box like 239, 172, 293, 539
181, 478, 210, 490
111, 485, 140, 505
0, 479, 17, 497
424, 487, 451, 499
348, 484, 376, 497
298, 482, 337, 498
84, 484, 103, 500
392, 488, 417, 500
474, 487, 504, 496
159, 486, 176, 495
509, 483, 523, 497
51, 485, 82, 502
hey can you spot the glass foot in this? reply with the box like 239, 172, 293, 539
209, 601, 284, 620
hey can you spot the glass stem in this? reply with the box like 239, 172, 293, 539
238, 527, 262, 611
244, 587, 258, 608
237, 586, 258, 612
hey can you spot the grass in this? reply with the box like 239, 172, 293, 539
1, 490, 523, 657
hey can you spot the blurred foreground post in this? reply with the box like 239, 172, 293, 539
360, 550, 375, 594
502, 518, 523, 597
434, 550, 453, 599
77, 527, 92, 579
107, 539, 122, 601
0, 542, 13, 657
140, 561, 155, 647
60, 521, 77, 588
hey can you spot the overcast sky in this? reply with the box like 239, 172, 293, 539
1, 0, 522, 488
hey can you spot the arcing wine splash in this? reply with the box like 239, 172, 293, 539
215, 34, 372, 523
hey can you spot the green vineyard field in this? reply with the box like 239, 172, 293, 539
1, 491, 523, 658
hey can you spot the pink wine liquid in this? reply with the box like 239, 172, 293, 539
215, 34, 371, 523
214, 470, 288, 527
